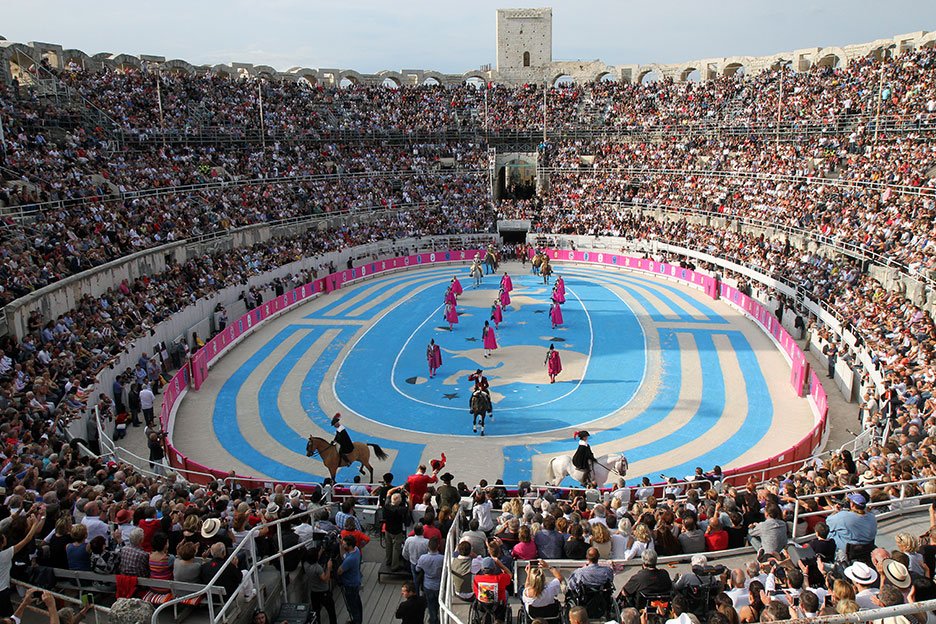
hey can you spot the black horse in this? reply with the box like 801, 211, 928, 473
469, 389, 493, 435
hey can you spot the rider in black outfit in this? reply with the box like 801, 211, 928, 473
331, 413, 354, 466
572, 430, 597, 486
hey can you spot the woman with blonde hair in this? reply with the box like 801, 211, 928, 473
521, 560, 564, 620
622, 522, 653, 561
895, 532, 928, 576
589, 522, 612, 559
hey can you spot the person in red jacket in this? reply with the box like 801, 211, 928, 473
704, 517, 729, 552
406, 465, 438, 509
340, 517, 371, 550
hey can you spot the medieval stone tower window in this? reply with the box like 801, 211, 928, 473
523, 51, 531, 67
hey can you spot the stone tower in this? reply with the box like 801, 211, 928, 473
496, 8, 553, 72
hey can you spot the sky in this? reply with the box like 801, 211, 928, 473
3, 1, 935, 74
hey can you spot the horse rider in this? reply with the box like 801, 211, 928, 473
572, 430, 597, 487
468, 368, 493, 415
330, 413, 355, 467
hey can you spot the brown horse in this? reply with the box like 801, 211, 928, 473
305, 436, 388, 482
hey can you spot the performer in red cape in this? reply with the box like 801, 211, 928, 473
491, 299, 504, 329
555, 275, 565, 300
451, 276, 463, 296
427, 339, 442, 378
444, 302, 458, 330
499, 286, 511, 308
545, 343, 562, 384
550, 301, 564, 329
551, 282, 565, 305
500, 272, 513, 293
482, 320, 498, 358
444, 286, 456, 306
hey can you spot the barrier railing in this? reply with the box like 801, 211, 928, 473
150, 504, 320, 624
790, 475, 936, 539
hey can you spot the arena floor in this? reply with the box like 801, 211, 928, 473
173, 261, 815, 486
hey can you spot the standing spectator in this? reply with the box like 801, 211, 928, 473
308, 545, 337, 624
147, 432, 166, 475
337, 535, 363, 624
128, 381, 142, 426
81, 501, 110, 545
383, 492, 411, 572
402, 524, 429, 595
416, 536, 444, 624
395, 581, 427, 624
139, 384, 155, 426
472, 491, 495, 534
534, 515, 565, 559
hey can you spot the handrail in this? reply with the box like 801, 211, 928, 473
150, 503, 322, 623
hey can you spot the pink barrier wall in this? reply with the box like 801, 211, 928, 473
544, 248, 829, 485
161, 249, 482, 483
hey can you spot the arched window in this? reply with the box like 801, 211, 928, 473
523, 51, 531, 67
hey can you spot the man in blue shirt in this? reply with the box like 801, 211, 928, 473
416, 536, 445, 624
826, 493, 877, 558
337, 535, 363, 624
566, 548, 615, 596
534, 515, 566, 559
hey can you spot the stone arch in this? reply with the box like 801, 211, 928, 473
288, 67, 319, 87
592, 70, 617, 83
338, 70, 364, 88
722, 61, 745, 78
768, 56, 793, 71
867, 43, 898, 60
421, 70, 446, 86
62, 49, 93, 70
161, 59, 195, 75
637, 65, 663, 83
1, 43, 39, 82
91, 52, 112, 61
551, 73, 574, 87
815, 46, 847, 69
254, 64, 276, 78
378, 70, 405, 88
678, 65, 701, 82
463, 71, 487, 89
109, 53, 141, 71
210, 64, 235, 79
915, 32, 936, 49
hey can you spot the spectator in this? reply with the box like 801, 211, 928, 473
308, 545, 337, 624
118, 527, 150, 577
748, 505, 788, 557
568, 547, 616, 596
395, 581, 427, 624
826, 493, 877, 557
383, 492, 411, 572
199, 542, 241, 603
416, 536, 444, 624
65, 525, 91, 571
402, 524, 429, 595
622, 549, 672, 603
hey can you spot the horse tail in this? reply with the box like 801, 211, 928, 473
368, 443, 389, 461
545, 457, 557, 484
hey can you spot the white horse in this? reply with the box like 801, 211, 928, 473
469, 261, 483, 287
545, 454, 629, 487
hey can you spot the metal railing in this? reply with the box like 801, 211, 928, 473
150, 502, 335, 623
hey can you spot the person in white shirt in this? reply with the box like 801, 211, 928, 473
610, 479, 631, 507
139, 384, 155, 425
636, 477, 654, 501
472, 491, 495, 534
401, 524, 430, 596
725, 568, 750, 609
843, 561, 878, 609
80, 501, 110, 544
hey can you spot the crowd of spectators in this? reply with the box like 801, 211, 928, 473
0, 38, 934, 623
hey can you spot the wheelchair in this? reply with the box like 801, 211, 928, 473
469, 596, 513, 624
516, 600, 565, 624
565, 581, 620, 623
